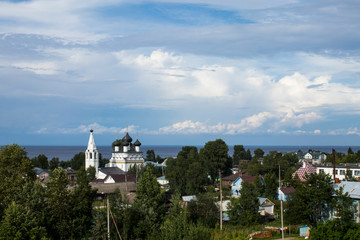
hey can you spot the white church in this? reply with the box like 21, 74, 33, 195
85, 129, 145, 179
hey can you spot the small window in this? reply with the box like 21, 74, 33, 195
90, 153, 92, 158
340, 170, 346, 175
319, 169, 325, 173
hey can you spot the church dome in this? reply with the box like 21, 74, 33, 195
134, 139, 141, 146
113, 140, 121, 147
122, 141, 130, 146
122, 132, 132, 143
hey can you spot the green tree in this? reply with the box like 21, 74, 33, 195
166, 146, 206, 195
46, 168, 73, 240
146, 149, 156, 162
333, 186, 355, 223
185, 161, 208, 194
0, 201, 48, 240
233, 145, 245, 165
264, 173, 278, 201
31, 154, 49, 169
286, 173, 333, 225
86, 166, 96, 181
199, 139, 232, 183
49, 157, 59, 170
134, 166, 166, 238
254, 148, 265, 158
70, 167, 97, 239
311, 219, 360, 240
0, 144, 35, 216
229, 181, 259, 226
187, 193, 218, 228
348, 147, 354, 155
0, 180, 48, 239
70, 152, 85, 170
90, 210, 107, 240
254, 175, 265, 197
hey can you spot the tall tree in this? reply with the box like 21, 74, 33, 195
134, 166, 166, 238
333, 186, 355, 223
70, 152, 85, 170
70, 167, 97, 239
146, 149, 156, 162
187, 193, 219, 228
49, 157, 59, 170
166, 146, 206, 195
264, 173, 278, 201
31, 154, 49, 169
0, 201, 48, 240
229, 181, 259, 226
286, 173, 333, 225
254, 148, 265, 158
199, 139, 232, 183
46, 168, 73, 240
0, 144, 35, 216
233, 145, 245, 165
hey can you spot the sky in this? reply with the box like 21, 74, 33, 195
1, 0, 360, 146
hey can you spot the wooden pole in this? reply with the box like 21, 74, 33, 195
219, 169, 223, 230
279, 166, 284, 240
107, 195, 110, 240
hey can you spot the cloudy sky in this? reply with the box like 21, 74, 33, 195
1, 0, 360, 146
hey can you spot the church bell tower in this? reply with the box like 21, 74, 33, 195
85, 129, 99, 173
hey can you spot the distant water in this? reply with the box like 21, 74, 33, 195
23, 145, 360, 161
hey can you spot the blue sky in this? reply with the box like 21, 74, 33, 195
1, 0, 360, 146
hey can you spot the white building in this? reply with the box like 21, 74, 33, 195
85, 129, 99, 173
85, 130, 145, 177
317, 164, 360, 181
106, 132, 145, 172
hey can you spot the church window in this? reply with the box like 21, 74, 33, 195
90, 153, 92, 158
94, 152, 96, 158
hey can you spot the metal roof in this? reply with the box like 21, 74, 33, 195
333, 181, 360, 199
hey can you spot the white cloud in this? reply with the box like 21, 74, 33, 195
35, 123, 137, 135
279, 111, 322, 128
157, 112, 274, 135
11, 62, 58, 75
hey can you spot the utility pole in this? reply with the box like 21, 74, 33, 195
107, 195, 110, 240
279, 165, 284, 240
219, 169, 223, 230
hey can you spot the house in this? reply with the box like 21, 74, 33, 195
222, 171, 246, 187
182, 195, 197, 207
103, 174, 136, 184
231, 175, 264, 197
330, 182, 360, 223
292, 161, 317, 182
64, 168, 76, 181
157, 176, 169, 185
217, 198, 274, 221
317, 163, 360, 181
90, 182, 137, 202
33, 167, 50, 180
277, 186, 296, 201
258, 197, 275, 216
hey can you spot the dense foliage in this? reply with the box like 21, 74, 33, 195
0, 145, 96, 240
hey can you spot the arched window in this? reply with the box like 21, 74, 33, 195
90, 153, 92, 158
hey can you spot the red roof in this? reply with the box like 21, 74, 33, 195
280, 186, 296, 195
292, 162, 316, 182
105, 174, 136, 183
222, 171, 247, 181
